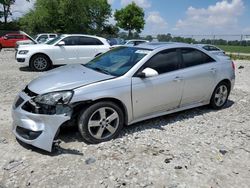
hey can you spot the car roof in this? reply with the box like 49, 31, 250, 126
136, 42, 196, 50
196, 44, 215, 47
37, 33, 57, 35
61, 34, 106, 40
6, 33, 24, 35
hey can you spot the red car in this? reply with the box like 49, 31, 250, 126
0, 33, 29, 51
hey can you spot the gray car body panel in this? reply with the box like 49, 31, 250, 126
12, 42, 235, 152
28, 64, 114, 94
12, 91, 70, 151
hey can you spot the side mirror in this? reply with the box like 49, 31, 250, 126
137, 68, 158, 78
57, 41, 65, 46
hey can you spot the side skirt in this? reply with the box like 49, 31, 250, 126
128, 102, 209, 125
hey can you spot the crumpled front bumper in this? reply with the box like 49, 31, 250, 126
12, 91, 71, 152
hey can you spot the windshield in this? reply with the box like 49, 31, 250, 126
84, 47, 151, 76
46, 35, 63, 45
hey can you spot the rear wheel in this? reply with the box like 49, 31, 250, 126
78, 102, 124, 144
30, 54, 51, 71
210, 82, 230, 109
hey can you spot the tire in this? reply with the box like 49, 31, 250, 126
210, 82, 230, 109
78, 101, 124, 144
0, 44, 2, 52
30, 54, 51, 71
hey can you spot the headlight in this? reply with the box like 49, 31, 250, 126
18, 50, 29, 55
33, 91, 73, 106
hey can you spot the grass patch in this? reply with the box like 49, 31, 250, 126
229, 54, 250, 61
217, 45, 250, 54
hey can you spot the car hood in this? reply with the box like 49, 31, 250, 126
19, 31, 37, 43
18, 44, 50, 50
28, 64, 115, 94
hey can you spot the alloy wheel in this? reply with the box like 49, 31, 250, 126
214, 85, 228, 107
33, 57, 48, 71
87, 107, 119, 140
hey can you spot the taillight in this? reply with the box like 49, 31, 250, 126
232, 61, 235, 71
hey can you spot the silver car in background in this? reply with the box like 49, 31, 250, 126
196, 44, 226, 56
12, 43, 235, 152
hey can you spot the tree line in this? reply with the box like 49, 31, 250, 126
143, 34, 250, 46
0, 0, 144, 38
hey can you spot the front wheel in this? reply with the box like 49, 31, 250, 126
210, 82, 230, 109
78, 102, 124, 144
30, 54, 51, 71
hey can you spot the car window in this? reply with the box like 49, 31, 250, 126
49, 34, 56, 38
135, 41, 146, 46
202, 46, 210, 51
37, 35, 48, 40
62, 36, 79, 45
126, 41, 134, 45
47, 36, 64, 45
144, 49, 179, 74
78, 36, 103, 45
209, 46, 220, 51
6, 35, 22, 39
37, 35, 48, 43
181, 48, 215, 68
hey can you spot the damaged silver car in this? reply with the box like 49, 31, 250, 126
12, 43, 235, 152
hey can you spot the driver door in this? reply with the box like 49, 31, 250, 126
132, 49, 184, 120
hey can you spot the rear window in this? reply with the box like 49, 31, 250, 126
78, 37, 103, 45
49, 34, 57, 38
181, 48, 215, 68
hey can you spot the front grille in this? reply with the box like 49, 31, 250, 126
15, 97, 24, 108
23, 86, 38, 97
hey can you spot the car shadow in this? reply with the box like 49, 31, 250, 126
16, 100, 234, 156
121, 100, 234, 136
16, 137, 84, 156
19, 65, 64, 72
19, 66, 32, 72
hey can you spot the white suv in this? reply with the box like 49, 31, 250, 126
16, 34, 110, 71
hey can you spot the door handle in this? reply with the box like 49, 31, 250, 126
173, 76, 183, 82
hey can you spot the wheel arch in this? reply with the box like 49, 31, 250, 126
29, 52, 53, 67
210, 79, 232, 102
72, 97, 129, 125
215, 79, 231, 92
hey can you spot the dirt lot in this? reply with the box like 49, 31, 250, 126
0, 50, 250, 188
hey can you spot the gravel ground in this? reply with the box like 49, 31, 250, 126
0, 50, 250, 188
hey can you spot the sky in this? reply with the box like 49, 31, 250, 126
8, 0, 250, 36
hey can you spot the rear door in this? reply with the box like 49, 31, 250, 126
52, 36, 78, 64
179, 48, 217, 107
4, 35, 22, 47
77, 36, 104, 64
132, 49, 184, 120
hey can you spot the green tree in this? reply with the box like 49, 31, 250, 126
114, 2, 145, 38
87, 0, 112, 34
157, 33, 172, 42
145, 35, 153, 41
19, 0, 111, 34
0, 0, 29, 26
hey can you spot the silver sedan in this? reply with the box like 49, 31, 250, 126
12, 43, 235, 152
